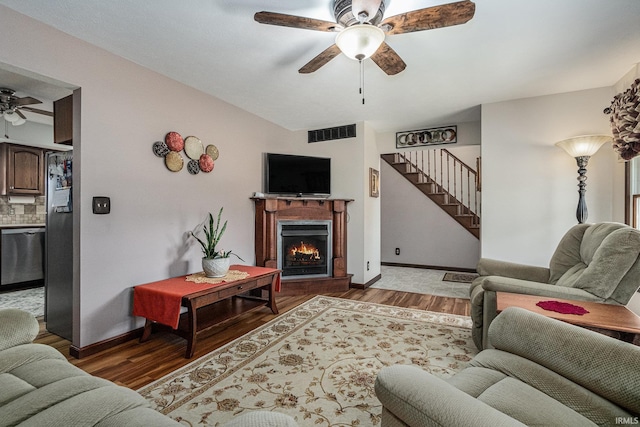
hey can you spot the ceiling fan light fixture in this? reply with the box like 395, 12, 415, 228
335, 24, 385, 61
12, 116, 26, 126
3, 111, 19, 123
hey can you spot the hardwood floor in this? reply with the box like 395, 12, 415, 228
34, 288, 470, 390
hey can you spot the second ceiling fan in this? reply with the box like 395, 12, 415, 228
255, 0, 476, 75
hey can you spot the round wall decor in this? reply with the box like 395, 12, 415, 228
165, 151, 184, 172
165, 131, 185, 152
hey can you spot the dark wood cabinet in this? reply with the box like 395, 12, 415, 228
0, 144, 45, 195
54, 95, 73, 146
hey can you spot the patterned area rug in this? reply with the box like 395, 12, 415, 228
0, 287, 44, 317
370, 266, 472, 298
139, 296, 476, 426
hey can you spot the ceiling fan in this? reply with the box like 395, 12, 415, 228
0, 87, 53, 126
255, 0, 476, 75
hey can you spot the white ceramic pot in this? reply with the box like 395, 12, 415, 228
202, 257, 231, 278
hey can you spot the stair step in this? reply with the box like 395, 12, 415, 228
416, 183, 441, 194
382, 152, 480, 239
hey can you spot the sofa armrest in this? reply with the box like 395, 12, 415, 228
476, 258, 550, 283
489, 307, 640, 415
480, 277, 602, 302
0, 309, 39, 352
375, 365, 525, 427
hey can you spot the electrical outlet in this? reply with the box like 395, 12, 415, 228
367, 261, 370, 271
92, 196, 111, 214
395, 248, 400, 255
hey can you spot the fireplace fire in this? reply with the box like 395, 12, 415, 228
277, 220, 332, 278
288, 242, 321, 262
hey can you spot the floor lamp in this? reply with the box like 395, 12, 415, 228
555, 135, 611, 224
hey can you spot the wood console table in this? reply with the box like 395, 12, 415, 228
133, 265, 280, 358
496, 292, 640, 342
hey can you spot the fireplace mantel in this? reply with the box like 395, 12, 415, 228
252, 197, 353, 295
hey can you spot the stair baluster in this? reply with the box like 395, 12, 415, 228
382, 149, 480, 238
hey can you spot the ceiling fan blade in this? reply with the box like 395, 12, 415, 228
299, 44, 343, 74
15, 109, 27, 120
371, 42, 406, 75
351, 0, 383, 22
20, 106, 53, 117
381, 0, 475, 35
255, 11, 339, 32
12, 96, 42, 106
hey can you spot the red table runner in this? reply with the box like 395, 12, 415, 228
133, 265, 280, 329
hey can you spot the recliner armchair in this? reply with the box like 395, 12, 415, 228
470, 222, 640, 349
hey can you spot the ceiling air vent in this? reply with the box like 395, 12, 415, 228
308, 124, 356, 143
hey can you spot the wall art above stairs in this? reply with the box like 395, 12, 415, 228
382, 149, 480, 238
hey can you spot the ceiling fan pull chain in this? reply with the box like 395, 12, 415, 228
360, 59, 365, 105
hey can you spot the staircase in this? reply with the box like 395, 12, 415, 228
382, 149, 480, 238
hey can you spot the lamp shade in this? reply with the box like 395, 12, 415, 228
3, 111, 19, 123
555, 135, 611, 158
335, 24, 385, 61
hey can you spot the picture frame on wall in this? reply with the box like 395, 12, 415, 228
370, 168, 380, 198
396, 125, 457, 149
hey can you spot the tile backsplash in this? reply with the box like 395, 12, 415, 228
0, 196, 46, 225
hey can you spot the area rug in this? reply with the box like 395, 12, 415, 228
0, 287, 44, 317
442, 272, 478, 284
139, 296, 476, 426
370, 266, 471, 298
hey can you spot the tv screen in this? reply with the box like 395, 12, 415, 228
265, 153, 331, 196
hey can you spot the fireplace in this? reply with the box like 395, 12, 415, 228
253, 197, 352, 295
277, 220, 332, 278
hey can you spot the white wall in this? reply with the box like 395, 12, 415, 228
380, 158, 480, 270
362, 122, 381, 283
481, 87, 621, 267
0, 6, 369, 346
378, 122, 482, 270
275, 122, 379, 285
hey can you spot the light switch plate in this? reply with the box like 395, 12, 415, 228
92, 196, 110, 214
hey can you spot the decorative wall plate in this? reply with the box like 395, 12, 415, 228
199, 153, 214, 172
205, 144, 219, 161
187, 159, 201, 175
165, 131, 185, 152
152, 141, 170, 157
184, 136, 204, 159
165, 151, 184, 172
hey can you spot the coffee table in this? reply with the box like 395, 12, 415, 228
496, 292, 640, 343
134, 265, 280, 358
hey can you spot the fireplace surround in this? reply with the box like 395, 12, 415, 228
253, 197, 352, 295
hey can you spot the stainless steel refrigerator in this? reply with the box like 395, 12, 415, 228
45, 151, 73, 340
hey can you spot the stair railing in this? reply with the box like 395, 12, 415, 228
393, 149, 480, 225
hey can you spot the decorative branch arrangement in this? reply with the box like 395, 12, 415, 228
605, 78, 640, 160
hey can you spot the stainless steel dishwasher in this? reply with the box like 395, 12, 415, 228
1, 227, 45, 286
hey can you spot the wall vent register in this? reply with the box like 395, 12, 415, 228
308, 124, 356, 143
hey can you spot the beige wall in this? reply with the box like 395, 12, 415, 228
0, 5, 372, 346
481, 87, 620, 267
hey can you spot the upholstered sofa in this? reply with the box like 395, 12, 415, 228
0, 308, 298, 427
375, 307, 640, 426
0, 308, 181, 426
470, 222, 640, 349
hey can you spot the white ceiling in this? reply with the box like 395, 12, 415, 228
1, 0, 639, 132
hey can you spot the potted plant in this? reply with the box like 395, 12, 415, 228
190, 207, 244, 277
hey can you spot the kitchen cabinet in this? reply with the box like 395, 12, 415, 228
0, 144, 45, 195
54, 94, 73, 146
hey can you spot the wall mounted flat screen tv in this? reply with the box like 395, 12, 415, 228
265, 153, 331, 197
